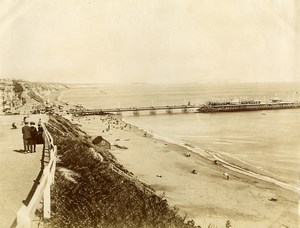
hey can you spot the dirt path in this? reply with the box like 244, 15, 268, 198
0, 114, 48, 227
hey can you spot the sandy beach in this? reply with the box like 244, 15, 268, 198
68, 114, 299, 227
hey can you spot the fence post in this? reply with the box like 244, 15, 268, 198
43, 168, 51, 219
50, 148, 56, 184
16, 206, 31, 228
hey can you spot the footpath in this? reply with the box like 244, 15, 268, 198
0, 114, 48, 228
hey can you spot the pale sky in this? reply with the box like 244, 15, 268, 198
0, 0, 299, 84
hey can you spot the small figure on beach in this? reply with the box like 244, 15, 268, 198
185, 152, 191, 157
191, 170, 199, 175
143, 132, 147, 137
223, 172, 230, 180
225, 220, 232, 228
156, 175, 162, 178
11, 122, 17, 129
268, 197, 278, 202
22, 122, 32, 153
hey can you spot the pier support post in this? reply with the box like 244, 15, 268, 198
182, 108, 188, 113
166, 109, 173, 114
150, 110, 156, 115
133, 110, 140, 116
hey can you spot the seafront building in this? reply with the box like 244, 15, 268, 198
0, 79, 21, 114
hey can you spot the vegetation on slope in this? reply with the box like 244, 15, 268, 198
27, 90, 44, 103
17, 80, 70, 103
46, 115, 200, 228
12, 80, 23, 99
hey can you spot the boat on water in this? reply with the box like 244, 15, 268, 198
197, 96, 300, 113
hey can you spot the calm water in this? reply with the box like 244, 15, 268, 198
60, 82, 300, 187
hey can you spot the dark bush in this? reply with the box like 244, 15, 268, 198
12, 80, 23, 99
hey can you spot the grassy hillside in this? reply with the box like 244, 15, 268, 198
46, 115, 200, 228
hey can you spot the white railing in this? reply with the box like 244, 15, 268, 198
16, 123, 57, 228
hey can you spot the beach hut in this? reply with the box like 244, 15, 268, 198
92, 136, 111, 149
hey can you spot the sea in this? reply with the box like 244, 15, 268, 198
59, 82, 300, 190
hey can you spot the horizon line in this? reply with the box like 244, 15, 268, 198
2, 78, 300, 85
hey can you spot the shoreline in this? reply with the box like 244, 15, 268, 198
71, 114, 299, 227
122, 117, 299, 193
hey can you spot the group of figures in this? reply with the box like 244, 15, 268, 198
21, 117, 44, 153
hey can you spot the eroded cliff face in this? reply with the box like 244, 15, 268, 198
17, 80, 69, 103
45, 115, 199, 228
10, 80, 71, 114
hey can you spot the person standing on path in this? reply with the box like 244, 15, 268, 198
37, 123, 45, 152
22, 122, 31, 153
22, 115, 29, 125
30, 122, 38, 153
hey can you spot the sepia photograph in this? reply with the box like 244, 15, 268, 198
0, 0, 299, 227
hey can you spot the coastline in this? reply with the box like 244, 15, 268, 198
57, 86, 299, 226
72, 114, 299, 227
122, 117, 299, 192
58, 85, 300, 187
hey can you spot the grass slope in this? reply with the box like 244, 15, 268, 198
46, 115, 200, 228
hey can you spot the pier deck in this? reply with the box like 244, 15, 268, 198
69, 104, 199, 115
68, 101, 300, 116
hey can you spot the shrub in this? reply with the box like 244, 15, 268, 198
12, 80, 23, 99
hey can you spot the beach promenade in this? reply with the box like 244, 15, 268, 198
0, 114, 48, 227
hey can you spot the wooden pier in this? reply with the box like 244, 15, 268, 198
68, 104, 199, 116
67, 100, 300, 116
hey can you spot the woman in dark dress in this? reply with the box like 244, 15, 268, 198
37, 124, 45, 152
30, 122, 38, 152
37, 124, 44, 142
